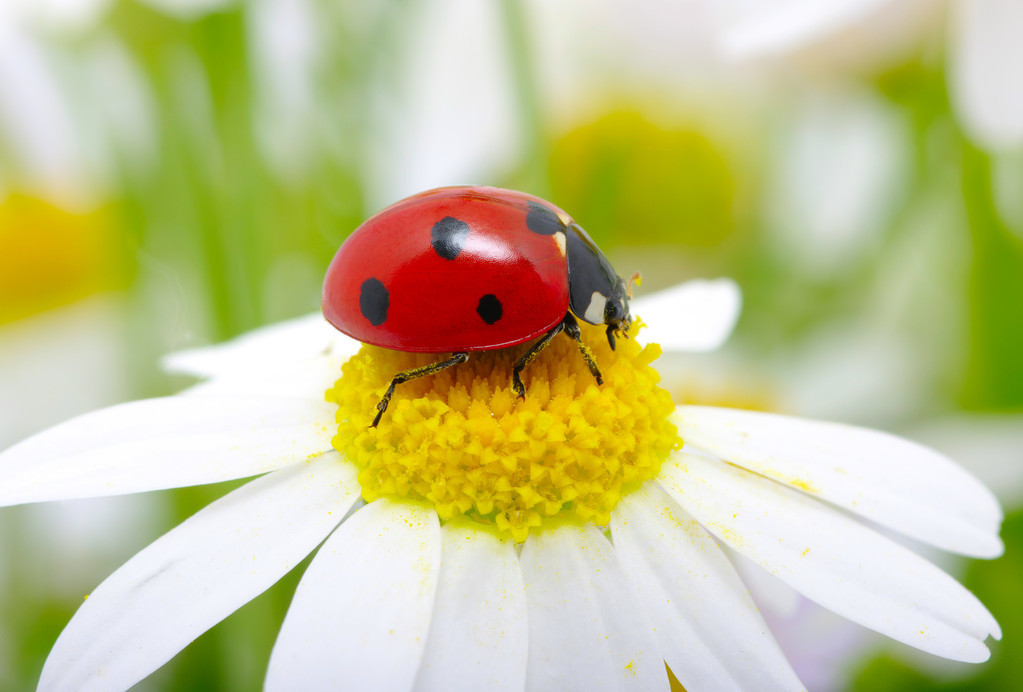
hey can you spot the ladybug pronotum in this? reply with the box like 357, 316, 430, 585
322, 186, 634, 426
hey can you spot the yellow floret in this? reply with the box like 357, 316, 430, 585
326, 321, 681, 541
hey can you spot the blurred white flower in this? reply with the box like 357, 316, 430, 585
948, 0, 1023, 151
527, 0, 761, 131
0, 0, 110, 32
0, 5, 155, 207
0, 10, 87, 204
715, 0, 1023, 151
137, 0, 236, 20
714, 0, 938, 70
909, 414, 1023, 511
247, 0, 321, 182
368, 0, 520, 206
0, 297, 129, 449
765, 89, 908, 277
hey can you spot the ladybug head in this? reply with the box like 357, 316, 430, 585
565, 222, 635, 349
602, 274, 631, 350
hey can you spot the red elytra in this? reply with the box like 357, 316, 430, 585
322, 186, 574, 353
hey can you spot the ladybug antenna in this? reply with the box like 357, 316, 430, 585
626, 272, 641, 299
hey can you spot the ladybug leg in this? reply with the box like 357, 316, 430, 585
512, 321, 564, 399
562, 312, 603, 387
372, 352, 469, 427
606, 324, 617, 350
605, 322, 631, 350
512, 313, 604, 399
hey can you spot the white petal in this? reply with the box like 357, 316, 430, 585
674, 406, 1004, 558
717, 0, 889, 60
611, 483, 803, 691
0, 396, 335, 506
183, 353, 346, 400
658, 452, 1001, 663
266, 499, 441, 691
520, 523, 668, 691
162, 312, 358, 379
950, 0, 1023, 150
632, 278, 741, 353
38, 454, 359, 692
412, 522, 527, 692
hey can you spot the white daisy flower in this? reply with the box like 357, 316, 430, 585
713, 0, 1023, 152
0, 277, 1002, 691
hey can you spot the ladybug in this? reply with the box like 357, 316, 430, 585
322, 186, 634, 426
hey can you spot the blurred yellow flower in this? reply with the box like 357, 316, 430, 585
549, 111, 741, 249
0, 194, 126, 325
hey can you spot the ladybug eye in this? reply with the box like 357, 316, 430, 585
602, 275, 630, 328
604, 296, 625, 324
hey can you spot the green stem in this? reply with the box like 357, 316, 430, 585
960, 141, 1023, 410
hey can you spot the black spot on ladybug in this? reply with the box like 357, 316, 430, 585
526, 202, 565, 236
476, 294, 503, 324
431, 216, 471, 260
360, 277, 389, 326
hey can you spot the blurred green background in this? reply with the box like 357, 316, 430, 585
1, 1, 1021, 690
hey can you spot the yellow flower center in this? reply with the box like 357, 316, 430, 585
326, 321, 680, 542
